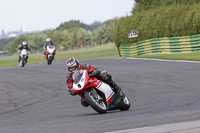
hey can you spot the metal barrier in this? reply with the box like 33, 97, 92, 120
0, 51, 9, 57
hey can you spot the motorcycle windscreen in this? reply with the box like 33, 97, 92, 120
21, 49, 28, 55
72, 70, 85, 90
47, 46, 55, 53
73, 70, 84, 84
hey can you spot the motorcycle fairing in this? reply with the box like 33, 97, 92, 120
47, 46, 55, 53
96, 82, 114, 105
96, 81, 124, 110
45, 46, 56, 61
20, 50, 28, 59
21, 49, 28, 55
73, 70, 87, 90
106, 95, 124, 110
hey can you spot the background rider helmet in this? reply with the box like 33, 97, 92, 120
22, 41, 27, 46
22, 41, 27, 48
66, 58, 79, 73
46, 38, 51, 43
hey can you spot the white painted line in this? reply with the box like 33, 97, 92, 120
106, 120, 200, 133
117, 57, 200, 64
106, 127, 151, 133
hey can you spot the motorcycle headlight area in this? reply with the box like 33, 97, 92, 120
73, 78, 85, 90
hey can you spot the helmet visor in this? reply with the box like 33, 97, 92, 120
69, 66, 77, 72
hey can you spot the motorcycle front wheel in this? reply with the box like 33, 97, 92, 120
47, 60, 52, 65
84, 90, 107, 114
20, 59, 25, 67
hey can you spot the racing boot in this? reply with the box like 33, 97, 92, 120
18, 57, 21, 66
18, 56, 21, 62
111, 81, 123, 96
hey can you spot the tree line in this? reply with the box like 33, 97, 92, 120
133, 0, 200, 12
1, 19, 118, 54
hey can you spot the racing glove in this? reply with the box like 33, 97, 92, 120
69, 90, 77, 96
88, 70, 100, 77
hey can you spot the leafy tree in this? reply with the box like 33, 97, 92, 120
8, 35, 31, 53
3, 18, 119, 54
86, 21, 101, 31
0, 38, 15, 47
133, 0, 200, 13
56, 20, 87, 31
104, 18, 119, 42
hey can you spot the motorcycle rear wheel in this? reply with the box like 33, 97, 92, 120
84, 90, 107, 114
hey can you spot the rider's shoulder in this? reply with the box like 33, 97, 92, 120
66, 73, 72, 79
80, 64, 92, 69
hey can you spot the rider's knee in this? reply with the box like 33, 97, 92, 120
98, 73, 112, 81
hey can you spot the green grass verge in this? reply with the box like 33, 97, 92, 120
80, 55, 120, 62
0, 43, 118, 67
131, 52, 200, 61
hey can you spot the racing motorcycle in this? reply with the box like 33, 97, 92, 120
19, 49, 29, 67
72, 70, 131, 114
45, 45, 56, 65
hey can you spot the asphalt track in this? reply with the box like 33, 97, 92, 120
0, 57, 200, 133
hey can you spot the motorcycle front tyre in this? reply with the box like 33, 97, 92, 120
21, 60, 25, 67
47, 60, 52, 65
84, 90, 107, 114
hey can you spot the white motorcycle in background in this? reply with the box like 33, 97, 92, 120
19, 49, 29, 67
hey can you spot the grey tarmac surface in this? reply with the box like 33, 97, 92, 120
0, 57, 200, 133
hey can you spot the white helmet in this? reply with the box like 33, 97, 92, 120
66, 57, 80, 73
22, 41, 27, 46
46, 38, 51, 42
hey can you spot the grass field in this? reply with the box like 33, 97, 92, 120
131, 52, 200, 61
1, 43, 200, 67
0, 43, 119, 67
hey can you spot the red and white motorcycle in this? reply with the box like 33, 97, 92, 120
45, 45, 56, 65
72, 70, 130, 114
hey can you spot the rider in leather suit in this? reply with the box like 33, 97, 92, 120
17, 41, 31, 62
43, 38, 55, 60
66, 57, 122, 107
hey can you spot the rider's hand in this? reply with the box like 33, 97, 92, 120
88, 70, 100, 77
69, 90, 77, 96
